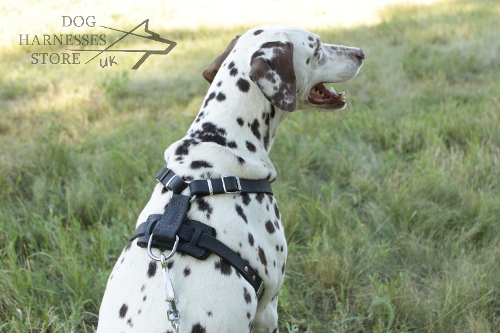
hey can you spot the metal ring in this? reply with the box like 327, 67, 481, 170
147, 234, 180, 262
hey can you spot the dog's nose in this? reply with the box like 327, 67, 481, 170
356, 48, 365, 60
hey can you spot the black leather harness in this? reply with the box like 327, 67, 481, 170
130, 167, 273, 300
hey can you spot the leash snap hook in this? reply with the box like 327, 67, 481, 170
162, 252, 180, 331
147, 239, 179, 333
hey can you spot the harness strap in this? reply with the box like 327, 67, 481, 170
190, 177, 273, 197
151, 194, 190, 243
156, 166, 273, 197
131, 217, 265, 300
131, 215, 215, 260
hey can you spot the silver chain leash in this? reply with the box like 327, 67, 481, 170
148, 234, 180, 332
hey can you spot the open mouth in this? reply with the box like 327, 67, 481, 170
307, 83, 346, 109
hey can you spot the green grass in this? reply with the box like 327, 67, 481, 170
1, 0, 500, 332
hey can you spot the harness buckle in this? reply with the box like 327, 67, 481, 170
221, 176, 241, 194
206, 179, 214, 195
165, 174, 178, 189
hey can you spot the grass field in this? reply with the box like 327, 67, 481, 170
1, 0, 499, 332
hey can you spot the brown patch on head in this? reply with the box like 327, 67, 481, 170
249, 41, 296, 112
202, 35, 240, 84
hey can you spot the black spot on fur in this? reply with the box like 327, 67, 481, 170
237, 156, 246, 164
184, 266, 191, 277
241, 193, 251, 206
228, 141, 238, 149
249, 119, 261, 140
309, 43, 314, 48
228, 61, 235, 69
270, 104, 276, 118
248, 232, 254, 246
141, 284, 146, 292
274, 220, 280, 230
147, 261, 157, 278
216, 92, 226, 101
235, 204, 248, 223
127, 318, 133, 327
204, 91, 216, 107
167, 260, 174, 269
230, 67, 238, 76
236, 78, 250, 92
282, 262, 286, 274
191, 323, 207, 333
207, 311, 213, 317
265, 220, 275, 234
256, 193, 265, 203
119, 304, 128, 318
314, 39, 321, 57
243, 287, 252, 304
246, 141, 256, 152
258, 246, 268, 266
124, 242, 132, 251
195, 111, 204, 123
190, 160, 213, 169
196, 199, 213, 219
217, 81, 223, 87
274, 203, 280, 219
237, 117, 244, 126
215, 258, 232, 276
254, 29, 264, 35
306, 57, 310, 65
191, 122, 229, 147
308, 36, 314, 41
262, 111, 270, 126
175, 138, 199, 156
263, 132, 270, 150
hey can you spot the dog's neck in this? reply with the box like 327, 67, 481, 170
165, 84, 289, 182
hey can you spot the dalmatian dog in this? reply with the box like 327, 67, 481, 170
97, 25, 364, 333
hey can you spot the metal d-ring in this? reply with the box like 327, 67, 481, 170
147, 234, 180, 262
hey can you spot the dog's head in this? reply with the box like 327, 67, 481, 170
202, 25, 364, 112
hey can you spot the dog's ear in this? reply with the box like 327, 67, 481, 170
249, 41, 296, 112
202, 35, 240, 84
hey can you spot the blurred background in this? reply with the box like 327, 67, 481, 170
1, 0, 499, 332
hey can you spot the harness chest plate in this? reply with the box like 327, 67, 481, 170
130, 167, 270, 300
